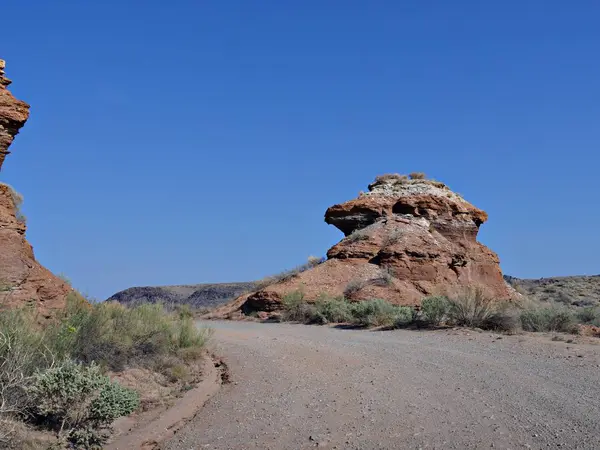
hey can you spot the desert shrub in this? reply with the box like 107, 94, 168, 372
1, 183, 26, 223
445, 287, 517, 331
520, 307, 577, 333
55, 298, 211, 371
382, 229, 402, 247
28, 360, 139, 447
255, 256, 326, 289
0, 308, 55, 422
344, 279, 366, 299
409, 172, 426, 180
393, 306, 416, 327
420, 296, 450, 325
307, 255, 326, 267
346, 230, 370, 243
280, 294, 415, 328
281, 291, 318, 323
555, 291, 572, 305
377, 266, 395, 286
481, 307, 520, 332
575, 307, 600, 326
314, 296, 353, 323
374, 173, 408, 185
350, 299, 413, 327
0, 295, 206, 448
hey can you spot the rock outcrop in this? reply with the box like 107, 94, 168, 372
0, 59, 71, 316
232, 173, 513, 315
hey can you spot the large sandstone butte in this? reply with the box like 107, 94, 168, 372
0, 59, 71, 316
221, 173, 512, 316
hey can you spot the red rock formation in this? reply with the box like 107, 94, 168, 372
0, 59, 71, 316
233, 173, 512, 315
0, 60, 30, 172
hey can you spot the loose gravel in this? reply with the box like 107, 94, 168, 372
164, 321, 600, 450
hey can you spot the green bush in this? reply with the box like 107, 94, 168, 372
0, 295, 209, 448
280, 294, 415, 327
393, 306, 416, 327
420, 296, 449, 325
520, 308, 577, 333
444, 287, 519, 332
53, 296, 211, 371
576, 307, 600, 326
281, 291, 319, 323
446, 287, 496, 327
28, 360, 139, 447
350, 299, 412, 327
314, 296, 353, 323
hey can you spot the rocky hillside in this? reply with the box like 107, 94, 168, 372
0, 60, 71, 316
505, 275, 600, 308
108, 282, 258, 309
218, 173, 514, 317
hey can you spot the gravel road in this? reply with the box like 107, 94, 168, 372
164, 321, 600, 450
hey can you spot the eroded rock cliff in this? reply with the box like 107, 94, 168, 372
232, 173, 512, 315
0, 59, 71, 316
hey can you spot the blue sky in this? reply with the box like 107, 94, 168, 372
2, 1, 599, 300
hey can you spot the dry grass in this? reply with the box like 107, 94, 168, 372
373, 173, 408, 184
445, 287, 519, 331
255, 256, 326, 289
343, 279, 367, 299
0, 183, 26, 223
0, 294, 212, 448
345, 229, 370, 243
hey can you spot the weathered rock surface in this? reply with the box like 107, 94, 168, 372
0, 60, 30, 172
230, 173, 513, 315
0, 60, 71, 316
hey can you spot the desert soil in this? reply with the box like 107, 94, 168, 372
164, 321, 600, 450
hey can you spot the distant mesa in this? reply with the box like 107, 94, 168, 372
217, 172, 514, 317
107, 282, 259, 309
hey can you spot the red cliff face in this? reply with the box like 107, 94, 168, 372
236, 173, 512, 314
0, 60, 30, 172
0, 60, 71, 317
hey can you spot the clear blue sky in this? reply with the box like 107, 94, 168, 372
2, 1, 599, 300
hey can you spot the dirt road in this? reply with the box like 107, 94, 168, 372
164, 321, 600, 450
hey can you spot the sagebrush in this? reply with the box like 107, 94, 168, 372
0, 295, 211, 448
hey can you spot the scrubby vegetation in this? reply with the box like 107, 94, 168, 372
576, 307, 600, 326
0, 183, 26, 223
280, 291, 413, 328
420, 296, 449, 326
255, 256, 326, 289
520, 307, 578, 333
0, 294, 211, 449
370, 173, 447, 189
345, 229, 371, 243
278, 286, 598, 337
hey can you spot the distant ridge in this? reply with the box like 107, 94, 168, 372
107, 282, 258, 309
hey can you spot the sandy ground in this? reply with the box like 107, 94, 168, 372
164, 321, 600, 450
107, 354, 222, 450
